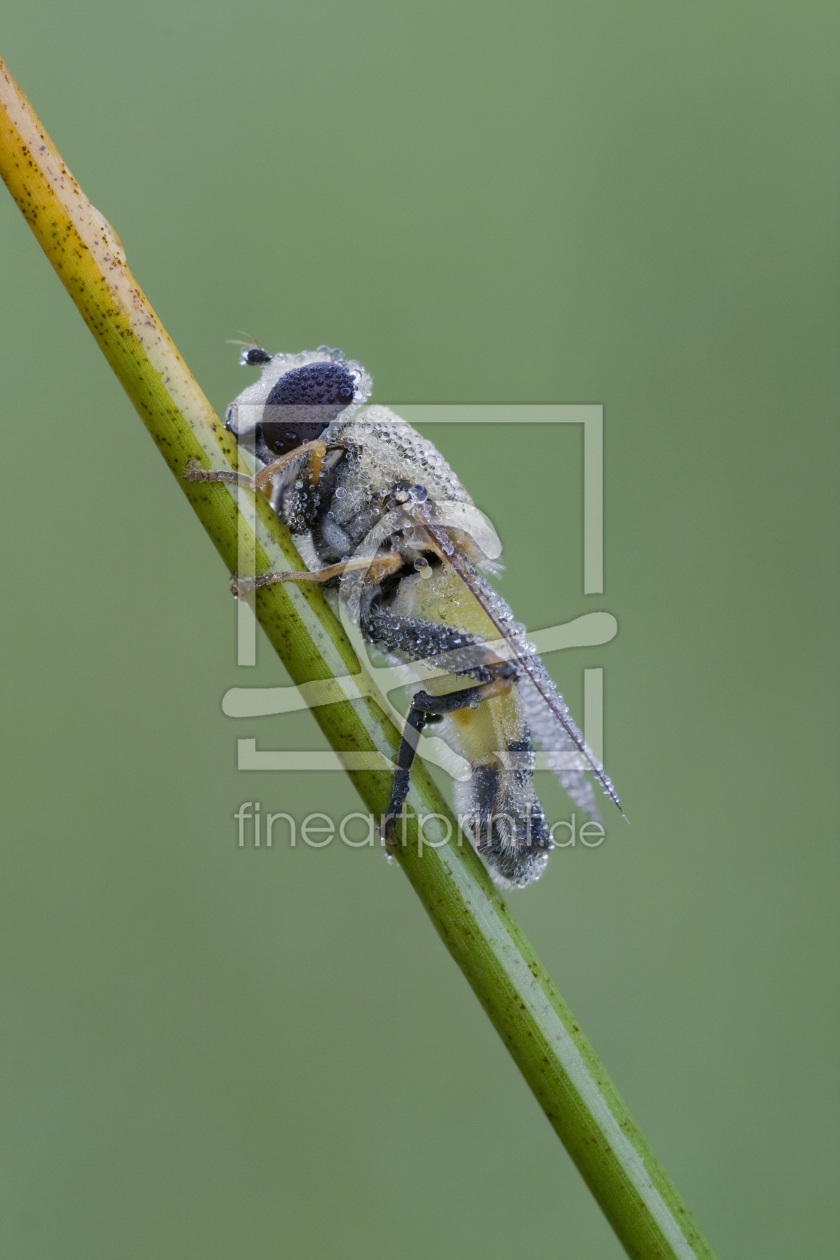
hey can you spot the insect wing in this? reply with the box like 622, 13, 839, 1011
415, 506, 623, 821
429, 500, 503, 561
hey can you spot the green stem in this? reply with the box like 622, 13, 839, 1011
0, 54, 719, 1260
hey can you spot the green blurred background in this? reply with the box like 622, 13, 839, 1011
1, 3, 837, 1256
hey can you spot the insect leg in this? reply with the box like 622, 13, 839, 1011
184, 439, 327, 496
383, 673, 515, 842
253, 440, 326, 496
229, 551, 402, 596
188, 441, 349, 594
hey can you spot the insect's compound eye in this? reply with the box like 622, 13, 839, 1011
260, 361, 356, 455
267, 361, 356, 409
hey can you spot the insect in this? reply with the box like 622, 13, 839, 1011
187, 346, 621, 887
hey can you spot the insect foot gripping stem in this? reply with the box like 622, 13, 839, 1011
184, 461, 252, 488
228, 552, 404, 599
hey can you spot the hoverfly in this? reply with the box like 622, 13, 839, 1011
187, 347, 621, 887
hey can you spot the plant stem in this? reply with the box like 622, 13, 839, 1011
0, 54, 719, 1260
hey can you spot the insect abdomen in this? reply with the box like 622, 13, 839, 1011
452, 718, 552, 888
